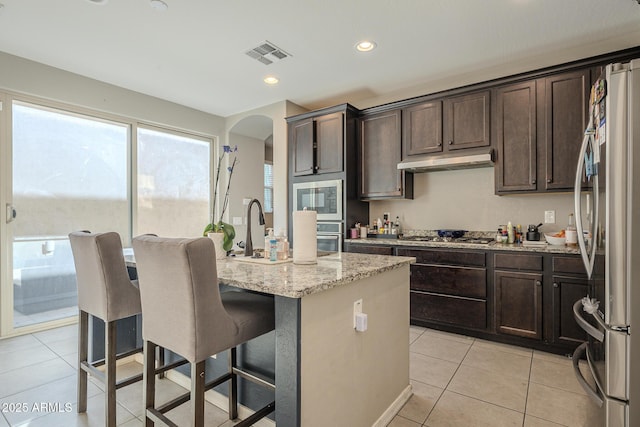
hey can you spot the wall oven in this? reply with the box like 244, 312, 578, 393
292, 180, 342, 221
317, 222, 342, 253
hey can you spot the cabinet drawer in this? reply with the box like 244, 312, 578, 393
494, 253, 543, 271
345, 244, 394, 255
397, 248, 485, 267
552, 256, 586, 276
410, 264, 486, 298
410, 291, 486, 329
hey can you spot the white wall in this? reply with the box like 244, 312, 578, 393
369, 167, 575, 233
225, 132, 266, 249
225, 101, 307, 238
0, 51, 225, 136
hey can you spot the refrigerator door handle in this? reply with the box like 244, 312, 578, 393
572, 342, 604, 407
574, 124, 599, 278
573, 299, 605, 342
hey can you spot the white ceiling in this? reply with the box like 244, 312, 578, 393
1, 0, 640, 119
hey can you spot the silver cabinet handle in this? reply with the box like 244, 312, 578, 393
448, 140, 453, 145
553, 282, 559, 288
535, 280, 542, 286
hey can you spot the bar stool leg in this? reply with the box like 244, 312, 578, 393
143, 340, 157, 427
158, 346, 165, 379
191, 361, 205, 427
77, 310, 89, 413
105, 320, 117, 427
228, 347, 238, 420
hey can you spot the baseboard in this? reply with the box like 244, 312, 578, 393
372, 384, 413, 427
133, 354, 275, 427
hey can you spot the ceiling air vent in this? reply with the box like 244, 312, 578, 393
245, 41, 291, 65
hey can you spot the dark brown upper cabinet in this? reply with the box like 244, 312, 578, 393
542, 69, 590, 191
290, 111, 343, 176
495, 69, 590, 194
359, 110, 413, 199
402, 101, 443, 156
402, 91, 490, 158
495, 80, 538, 193
443, 90, 491, 150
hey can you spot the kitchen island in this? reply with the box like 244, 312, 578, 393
127, 251, 415, 427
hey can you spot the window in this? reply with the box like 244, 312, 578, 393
264, 163, 273, 213
137, 127, 211, 237
11, 102, 128, 328
3, 98, 214, 334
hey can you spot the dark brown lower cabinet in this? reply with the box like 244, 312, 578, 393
410, 292, 486, 329
345, 243, 587, 354
494, 270, 543, 340
397, 247, 487, 331
551, 255, 590, 346
343, 243, 394, 255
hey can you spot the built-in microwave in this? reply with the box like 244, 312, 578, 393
292, 179, 342, 220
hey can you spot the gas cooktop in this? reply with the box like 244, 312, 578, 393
399, 236, 494, 245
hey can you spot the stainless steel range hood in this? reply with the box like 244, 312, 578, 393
397, 148, 494, 172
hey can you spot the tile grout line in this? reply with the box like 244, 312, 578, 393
421, 336, 476, 426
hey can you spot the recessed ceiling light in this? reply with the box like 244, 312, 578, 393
150, 0, 168, 11
85, 0, 108, 4
263, 76, 279, 85
355, 40, 376, 52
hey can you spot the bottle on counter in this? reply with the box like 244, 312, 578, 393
264, 228, 274, 259
269, 238, 278, 262
395, 216, 402, 235
376, 218, 383, 233
507, 221, 515, 244
516, 224, 523, 244
277, 229, 289, 260
566, 213, 578, 246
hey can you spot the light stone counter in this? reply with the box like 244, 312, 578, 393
346, 237, 581, 255
216, 252, 415, 298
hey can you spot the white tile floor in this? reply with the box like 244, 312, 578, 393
0, 324, 600, 426
389, 326, 601, 427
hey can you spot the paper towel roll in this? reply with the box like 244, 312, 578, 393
293, 209, 317, 264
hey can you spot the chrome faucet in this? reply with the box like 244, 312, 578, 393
244, 198, 265, 257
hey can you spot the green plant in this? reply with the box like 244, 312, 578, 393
203, 145, 237, 252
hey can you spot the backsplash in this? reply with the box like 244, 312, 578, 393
367, 167, 575, 234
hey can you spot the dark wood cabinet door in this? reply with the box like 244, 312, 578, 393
402, 101, 443, 156
552, 275, 588, 346
344, 243, 393, 255
495, 81, 537, 193
443, 90, 491, 150
411, 291, 486, 329
495, 270, 543, 339
543, 69, 590, 190
360, 110, 410, 199
291, 118, 315, 176
315, 112, 343, 174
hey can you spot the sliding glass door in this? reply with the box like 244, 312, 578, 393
10, 102, 129, 329
1, 96, 214, 336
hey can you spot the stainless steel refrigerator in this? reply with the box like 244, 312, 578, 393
572, 59, 640, 426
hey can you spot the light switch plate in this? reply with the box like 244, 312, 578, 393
545, 210, 556, 224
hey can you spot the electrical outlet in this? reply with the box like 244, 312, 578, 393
353, 299, 362, 328
545, 210, 556, 224
232, 216, 242, 225
242, 198, 252, 205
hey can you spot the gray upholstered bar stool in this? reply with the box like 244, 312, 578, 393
132, 235, 276, 427
69, 231, 177, 427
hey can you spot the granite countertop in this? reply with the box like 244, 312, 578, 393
125, 252, 415, 299
345, 237, 581, 255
